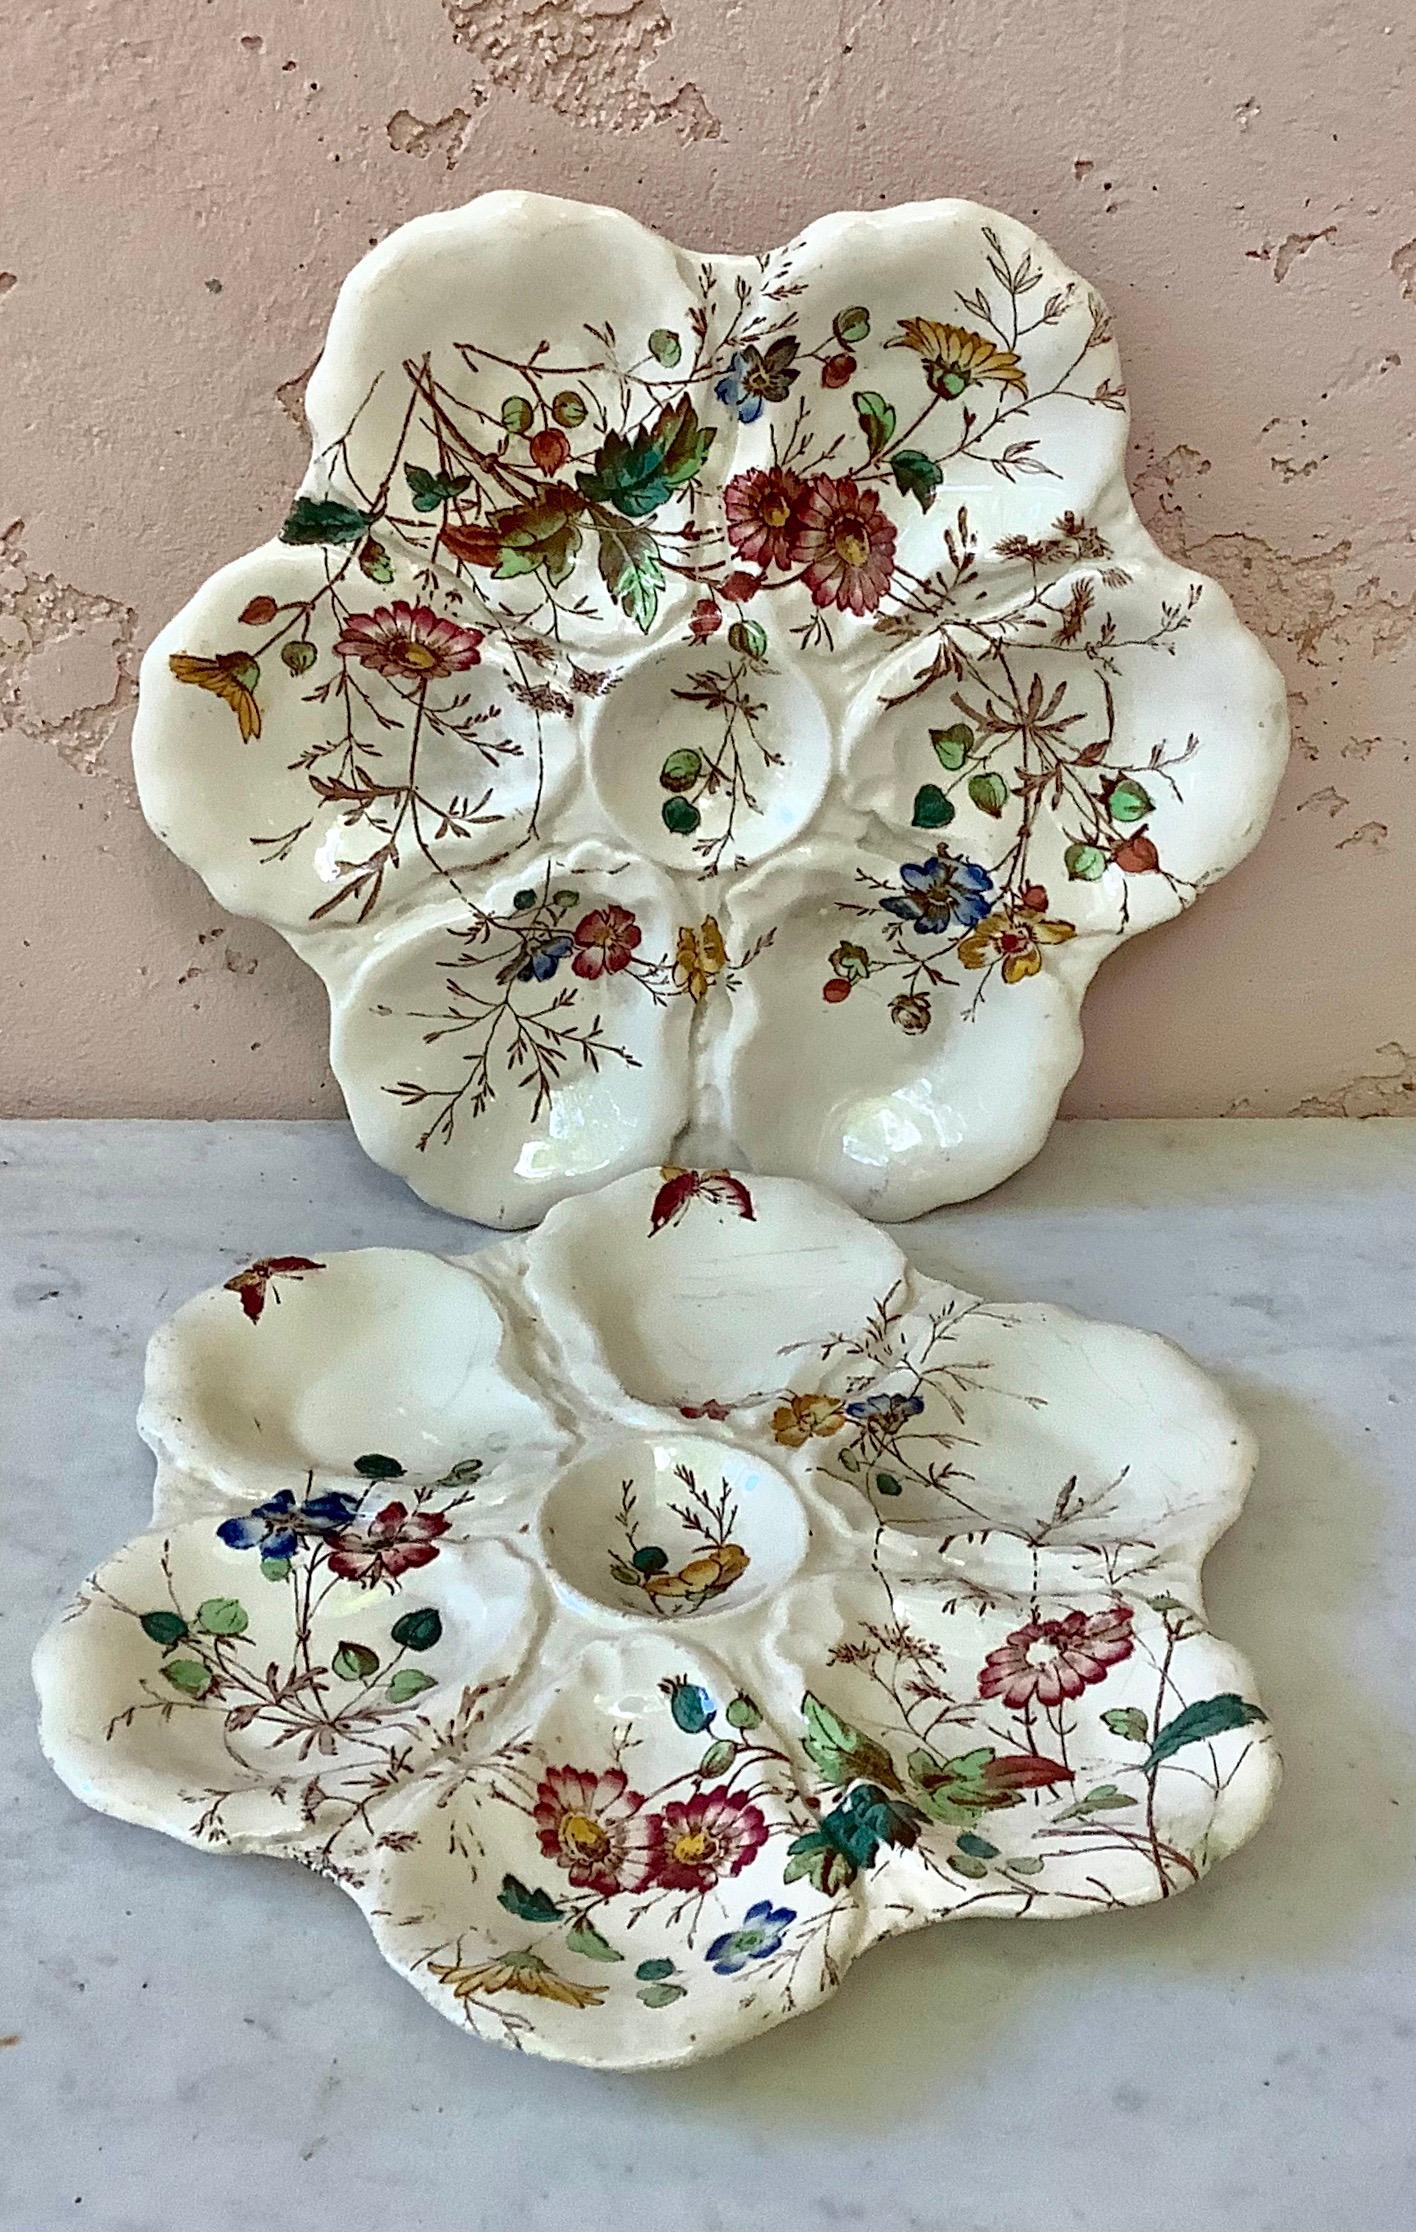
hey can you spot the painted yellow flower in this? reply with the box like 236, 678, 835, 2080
957, 906, 1076, 984
771, 1392, 847, 1448
641, 1540, 749, 1607
673, 915, 728, 1004
888, 319, 1027, 399
429, 1952, 607, 2010
168, 651, 263, 740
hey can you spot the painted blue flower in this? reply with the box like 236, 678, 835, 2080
844, 1390, 926, 1431
715, 351, 765, 424
880, 851, 994, 935
516, 935, 574, 984
704, 1900, 796, 1975
217, 1487, 362, 1559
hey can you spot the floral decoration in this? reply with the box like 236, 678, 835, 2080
134, 192, 1288, 1227
35, 1167, 1278, 2071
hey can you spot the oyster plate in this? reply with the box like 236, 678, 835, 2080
35, 1167, 1278, 2072
133, 192, 1288, 1228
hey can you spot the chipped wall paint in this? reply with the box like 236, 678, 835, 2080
2, 0, 1412, 1120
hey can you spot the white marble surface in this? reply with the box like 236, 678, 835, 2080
4, 1118, 1413, 2231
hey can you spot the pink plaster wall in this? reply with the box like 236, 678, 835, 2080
3, 0, 1413, 1120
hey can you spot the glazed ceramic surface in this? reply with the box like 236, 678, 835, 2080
133, 193, 1288, 1228
35, 1167, 1278, 2071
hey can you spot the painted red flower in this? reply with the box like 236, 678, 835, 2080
325, 1501, 451, 1585
533, 1766, 658, 1896
570, 904, 642, 980
794, 474, 898, 615
333, 601, 484, 682
978, 1604, 1135, 1709
724, 465, 811, 572
647, 1785, 769, 1892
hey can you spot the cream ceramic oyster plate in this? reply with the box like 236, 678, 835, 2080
133, 192, 1288, 1228
36, 1167, 1278, 2071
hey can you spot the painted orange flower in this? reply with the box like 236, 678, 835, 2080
889, 319, 1028, 399
771, 1392, 847, 1447
794, 475, 897, 615
957, 905, 1076, 984
673, 916, 727, 1004
168, 651, 262, 740
723, 465, 810, 571
333, 600, 484, 681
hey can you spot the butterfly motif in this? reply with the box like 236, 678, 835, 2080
223, 1255, 325, 1323
648, 1167, 756, 1237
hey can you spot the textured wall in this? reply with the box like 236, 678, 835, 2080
3, 0, 1412, 1119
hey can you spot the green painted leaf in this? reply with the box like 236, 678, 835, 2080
635, 1957, 676, 1982
907, 1746, 1010, 1825
437, 1457, 483, 1487
1064, 841, 1107, 880
576, 398, 715, 519
726, 1694, 762, 1730
699, 1739, 737, 1777
951, 1852, 991, 1879
911, 783, 954, 831
596, 520, 664, 633
648, 327, 682, 367
1107, 777, 1154, 824
280, 496, 371, 546
727, 617, 768, 659
967, 771, 1009, 819
491, 490, 585, 585
639, 1981, 687, 2008
667, 1680, 715, 1734
783, 1827, 858, 1896
1102, 1706, 1149, 1744
332, 1639, 380, 1682
162, 1658, 212, 1698
631, 1544, 669, 1573
259, 1556, 292, 1583
661, 795, 701, 836
1056, 1783, 1137, 1820
801, 1692, 899, 1791
891, 449, 943, 511
931, 722, 973, 771
1146, 1693, 1268, 1774
833, 304, 871, 347
1008, 1854, 1045, 1876
498, 1874, 562, 1923
390, 1606, 442, 1652
386, 1667, 436, 1704
874, 1472, 904, 1497
139, 1610, 188, 1648
355, 1453, 405, 1480
195, 1597, 248, 1637
404, 462, 472, 512
852, 390, 896, 460
358, 537, 395, 584
566, 1921, 622, 1963
660, 748, 702, 794
956, 1831, 999, 1859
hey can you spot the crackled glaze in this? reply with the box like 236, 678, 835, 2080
35, 1167, 1278, 2071
132, 192, 1289, 1226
